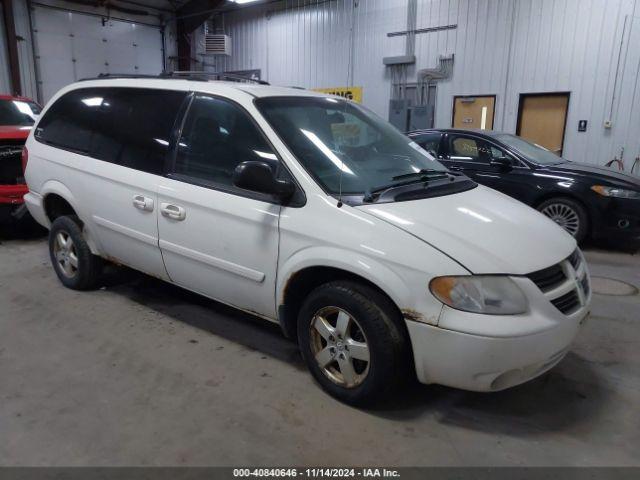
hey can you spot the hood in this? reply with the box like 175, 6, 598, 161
357, 185, 575, 275
548, 161, 640, 189
0, 125, 31, 140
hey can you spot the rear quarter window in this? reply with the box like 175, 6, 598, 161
35, 87, 187, 174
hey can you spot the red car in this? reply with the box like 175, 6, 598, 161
0, 94, 41, 227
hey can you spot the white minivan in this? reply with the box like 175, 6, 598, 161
24, 76, 591, 404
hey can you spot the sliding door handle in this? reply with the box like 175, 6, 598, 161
160, 203, 186, 221
133, 195, 154, 212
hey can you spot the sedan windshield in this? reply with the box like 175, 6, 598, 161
0, 99, 41, 126
255, 96, 449, 195
493, 133, 566, 165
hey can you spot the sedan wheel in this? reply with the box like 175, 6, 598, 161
540, 202, 580, 236
309, 306, 370, 388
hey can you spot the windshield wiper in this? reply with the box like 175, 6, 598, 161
391, 168, 451, 181
363, 169, 455, 203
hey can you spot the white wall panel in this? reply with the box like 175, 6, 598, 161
216, 0, 640, 167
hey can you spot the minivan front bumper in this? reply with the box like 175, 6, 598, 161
406, 307, 588, 391
406, 249, 590, 391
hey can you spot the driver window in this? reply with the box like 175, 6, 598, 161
449, 135, 506, 164
174, 95, 279, 187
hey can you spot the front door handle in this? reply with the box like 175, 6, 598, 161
133, 195, 154, 212
448, 165, 463, 171
160, 203, 186, 221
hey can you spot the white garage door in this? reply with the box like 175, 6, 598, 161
32, 7, 164, 101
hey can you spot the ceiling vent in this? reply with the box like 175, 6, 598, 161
204, 34, 232, 56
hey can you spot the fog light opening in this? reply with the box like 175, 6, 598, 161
618, 219, 630, 229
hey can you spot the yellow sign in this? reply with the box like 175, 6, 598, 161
313, 86, 363, 103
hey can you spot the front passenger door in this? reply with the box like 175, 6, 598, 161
442, 134, 522, 196
157, 95, 282, 319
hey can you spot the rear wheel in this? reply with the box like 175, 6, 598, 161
298, 281, 410, 405
537, 197, 589, 244
49, 215, 102, 290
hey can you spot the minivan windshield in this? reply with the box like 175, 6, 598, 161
255, 96, 450, 195
493, 133, 566, 165
0, 99, 41, 126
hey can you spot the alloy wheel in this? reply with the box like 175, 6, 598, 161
53, 231, 79, 278
541, 203, 580, 236
309, 306, 370, 388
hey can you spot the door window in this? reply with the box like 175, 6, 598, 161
173, 95, 279, 189
90, 89, 186, 174
412, 133, 442, 157
447, 135, 513, 165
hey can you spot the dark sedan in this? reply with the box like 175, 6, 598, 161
408, 128, 640, 246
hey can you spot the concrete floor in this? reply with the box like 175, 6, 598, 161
1, 235, 639, 466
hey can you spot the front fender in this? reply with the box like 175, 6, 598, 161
277, 246, 440, 325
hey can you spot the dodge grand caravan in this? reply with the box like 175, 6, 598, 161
24, 77, 591, 404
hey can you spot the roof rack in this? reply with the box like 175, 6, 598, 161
78, 73, 207, 82
167, 71, 270, 85
78, 72, 270, 85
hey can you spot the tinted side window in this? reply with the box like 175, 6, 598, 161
36, 87, 186, 174
35, 89, 96, 153
412, 133, 442, 157
448, 135, 495, 163
174, 95, 279, 187
90, 89, 186, 174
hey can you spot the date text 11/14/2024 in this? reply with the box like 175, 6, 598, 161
233, 468, 400, 478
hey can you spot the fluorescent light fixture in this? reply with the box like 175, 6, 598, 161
230, 0, 261, 4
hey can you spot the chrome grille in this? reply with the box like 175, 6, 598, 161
551, 290, 581, 314
526, 249, 589, 316
527, 264, 566, 292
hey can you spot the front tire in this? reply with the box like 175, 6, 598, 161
49, 215, 102, 290
537, 197, 589, 244
297, 281, 410, 405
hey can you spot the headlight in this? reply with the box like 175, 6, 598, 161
591, 185, 640, 199
430, 276, 528, 315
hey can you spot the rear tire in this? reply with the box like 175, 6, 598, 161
297, 280, 410, 406
49, 215, 102, 290
537, 197, 589, 244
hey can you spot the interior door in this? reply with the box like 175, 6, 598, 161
452, 96, 495, 130
517, 93, 569, 156
157, 95, 281, 319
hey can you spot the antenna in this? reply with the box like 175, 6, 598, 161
337, 0, 357, 209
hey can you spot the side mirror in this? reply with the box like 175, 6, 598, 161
233, 161, 295, 200
490, 156, 512, 170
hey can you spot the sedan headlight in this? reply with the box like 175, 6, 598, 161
430, 276, 528, 315
591, 185, 640, 199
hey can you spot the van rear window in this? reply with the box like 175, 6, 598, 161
35, 87, 187, 174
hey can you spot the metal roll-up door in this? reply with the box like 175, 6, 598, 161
32, 6, 164, 101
